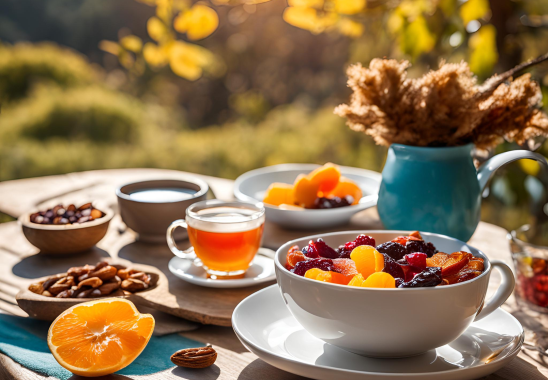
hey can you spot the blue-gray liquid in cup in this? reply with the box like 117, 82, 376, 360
128, 188, 197, 202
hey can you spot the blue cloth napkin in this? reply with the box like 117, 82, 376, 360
0, 314, 203, 379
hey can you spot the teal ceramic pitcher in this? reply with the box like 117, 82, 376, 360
377, 144, 548, 241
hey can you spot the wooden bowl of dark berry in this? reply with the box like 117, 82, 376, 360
19, 202, 114, 254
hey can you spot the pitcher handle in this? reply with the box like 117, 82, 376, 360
477, 150, 548, 191
474, 260, 515, 321
166, 219, 196, 259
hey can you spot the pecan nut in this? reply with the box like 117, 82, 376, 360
29, 282, 44, 294
88, 266, 117, 281
117, 268, 138, 280
121, 278, 148, 292
98, 282, 120, 295
43, 273, 67, 290
130, 272, 150, 284
78, 277, 103, 289
171, 345, 217, 368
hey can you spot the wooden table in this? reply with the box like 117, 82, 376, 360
0, 168, 547, 380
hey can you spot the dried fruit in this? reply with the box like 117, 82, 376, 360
381, 254, 405, 281
30, 203, 104, 225
314, 196, 353, 209
399, 267, 442, 288
376, 241, 407, 261
441, 252, 471, 276
293, 174, 319, 208
338, 234, 376, 258
308, 163, 341, 193
325, 176, 362, 205
306, 239, 338, 259
348, 273, 365, 286
406, 240, 438, 257
292, 258, 335, 276
286, 246, 307, 270
171, 344, 217, 369
350, 245, 384, 278
361, 272, 396, 288
332, 258, 358, 281
405, 253, 427, 270
263, 183, 294, 206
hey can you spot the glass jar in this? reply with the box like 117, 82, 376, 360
509, 223, 548, 312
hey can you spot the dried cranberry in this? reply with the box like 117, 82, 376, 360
337, 234, 376, 258
399, 263, 424, 282
302, 239, 338, 259
292, 258, 335, 276
376, 241, 407, 261
406, 240, 437, 257
399, 267, 442, 288
382, 254, 405, 280
405, 253, 427, 270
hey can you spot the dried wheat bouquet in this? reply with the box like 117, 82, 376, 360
335, 57, 548, 150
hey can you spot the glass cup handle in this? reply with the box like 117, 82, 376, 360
166, 219, 196, 259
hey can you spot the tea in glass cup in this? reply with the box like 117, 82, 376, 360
167, 200, 265, 279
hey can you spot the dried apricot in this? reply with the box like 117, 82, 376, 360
308, 163, 341, 193
350, 245, 384, 278
263, 183, 294, 206
325, 176, 362, 204
293, 174, 319, 208
304, 268, 325, 280
426, 252, 450, 267
361, 272, 396, 288
441, 252, 471, 276
333, 258, 358, 282
348, 273, 365, 287
286, 247, 306, 269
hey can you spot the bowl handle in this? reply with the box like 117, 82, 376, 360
474, 260, 515, 321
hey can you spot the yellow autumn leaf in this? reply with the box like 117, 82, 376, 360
174, 4, 219, 41
288, 0, 323, 8
120, 35, 143, 53
402, 15, 435, 57
460, 0, 490, 25
168, 41, 214, 80
283, 6, 337, 33
469, 24, 498, 78
118, 50, 135, 69
156, 0, 173, 23
334, 0, 365, 15
519, 159, 541, 176
143, 42, 168, 67
99, 40, 121, 56
147, 17, 169, 42
338, 18, 364, 37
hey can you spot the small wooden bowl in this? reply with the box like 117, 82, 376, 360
19, 207, 114, 254
17, 264, 161, 321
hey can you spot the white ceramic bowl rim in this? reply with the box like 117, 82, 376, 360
234, 163, 381, 212
275, 230, 492, 291
19, 205, 114, 231
116, 177, 209, 204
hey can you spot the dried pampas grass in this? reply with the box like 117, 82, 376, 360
335, 57, 548, 150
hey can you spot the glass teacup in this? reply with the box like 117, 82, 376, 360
167, 200, 265, 279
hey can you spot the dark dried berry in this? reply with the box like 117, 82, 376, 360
314, 196, 353, 209
337, 234, 376, 258
405, 253, 427, 270
382, 254, 405, 280
376, 241, 407, 261
399, 267, 442, 288
406, 240, 437, 257
292, 258, 335, 276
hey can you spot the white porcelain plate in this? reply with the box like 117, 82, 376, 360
234, 164, 381, 229
168, 248, 276, 288
233, 285, 524, 380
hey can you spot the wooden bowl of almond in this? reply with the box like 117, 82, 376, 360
19, 202, 114, 254
16, 261, 159, 321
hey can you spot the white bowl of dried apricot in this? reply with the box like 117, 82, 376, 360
234, 163, 381, 229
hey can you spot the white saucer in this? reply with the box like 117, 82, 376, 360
234, 164, 381, 229
233, 285, 524, 380
168, 248, 276, 288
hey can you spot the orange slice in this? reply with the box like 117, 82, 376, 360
47, 298, 155, 377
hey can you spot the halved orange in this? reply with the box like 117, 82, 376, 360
47, 298, 154, 377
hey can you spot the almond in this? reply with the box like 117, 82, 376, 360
171, 345, 217, 368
